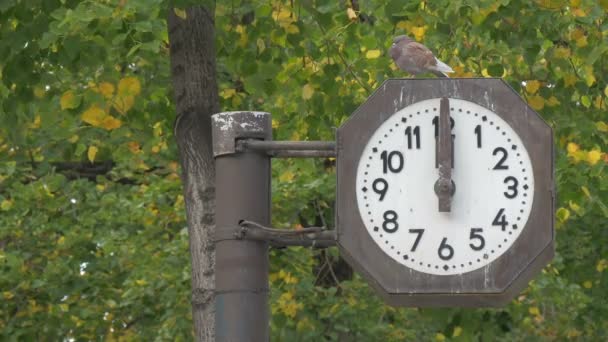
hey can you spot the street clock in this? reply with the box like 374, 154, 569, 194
336, 79, 554, 307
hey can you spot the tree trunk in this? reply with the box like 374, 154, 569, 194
167, 6, 219, 342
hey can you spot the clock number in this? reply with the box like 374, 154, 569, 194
469, 228, 485, 251
503, 176, 519, 199
404, 126, 421, 149
493, 147, 509, 170
382, 210, 399, 233
474, 125, 482, 148
492, 208, 508, 231
438, 238, 454, 261
432, 116, 455, 137
380, 151, 404, 174
372, 178, 388, 201
408, 229, 424, 252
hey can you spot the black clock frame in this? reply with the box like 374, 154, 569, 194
336, 78, 554, 307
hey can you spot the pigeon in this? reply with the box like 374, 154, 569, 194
390, 35, 454, 77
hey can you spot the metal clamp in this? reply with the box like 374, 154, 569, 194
213, 220, 337, 248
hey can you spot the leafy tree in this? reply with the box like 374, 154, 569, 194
1, 0, 607, 340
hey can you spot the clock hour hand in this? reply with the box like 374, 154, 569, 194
434, 97, 455, 212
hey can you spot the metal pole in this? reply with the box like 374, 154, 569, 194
212, 111, 272, 341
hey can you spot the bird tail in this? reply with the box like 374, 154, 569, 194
431, 58, 454, 78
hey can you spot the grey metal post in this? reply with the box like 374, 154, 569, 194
211, 111, 272, 341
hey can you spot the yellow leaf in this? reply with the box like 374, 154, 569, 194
586, 150, 602, 165
569, 27, 584, 40
57, 236, 65, 245
569, 201, 583, 215
529, 306, 540, 316
28, 115, 41, 129
135, 279, 147, 286
528, 95, 544, 110
583, 280, 592, 288
365, 49, 381, 59
87, 146, 98, 163
100, 115, 122, 130
99, 82, 115, 99
564, 74, 577, 87
553, 47, 571, 59
597, 259, 607, 273
411, 26, 426, 41
221, 88, 237, 99
556, 207, 570, 223
279, 170, 295, 182
396, 21, 410, 30
173, 8, 187, 19
452, 65, 474, 78
113, 95, 135, 114
575, 36, 587, 48
452, 326, 463, 337
118, 76, 141, 97
604, 85, 608, 97
347, 7, 357, 20
68, 135, 79, 143
572, 8, 586, 17
302, 84, 314, 100
3, 291, 14, 299
272, 8, 293, 25
0, 199, 13, 211
525, 80, 541, 94
581, 186, 591, 199
81, 105, 106, 126
256, 38, 265, 52
60, 90, 80, 110
567, 142, 579, 154
33, 86, 45, 98
127, 141, 141, 154
546, 96, 560, 107
594, 96, 604, 109
285, 24, 299, 34
584, 66, 596, 87
435, 333, 446, 342
272, 119, 279, 129
596, 122, 608, 132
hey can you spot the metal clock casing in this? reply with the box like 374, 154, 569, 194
336, 79, 554, 307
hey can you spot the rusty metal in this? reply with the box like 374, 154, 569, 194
213, 221, 337, 248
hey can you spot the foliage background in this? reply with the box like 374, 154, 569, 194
1, 0, 607, 340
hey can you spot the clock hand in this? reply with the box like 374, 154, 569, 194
434, 97, 455, 212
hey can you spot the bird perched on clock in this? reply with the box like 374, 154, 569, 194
390, 35, 454, 78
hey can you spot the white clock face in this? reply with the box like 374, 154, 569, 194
356, 98, 535, 275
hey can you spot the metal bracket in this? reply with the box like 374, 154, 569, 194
236, 139, 336, 158
214, 220, 337, 248
211, 111, 272, 157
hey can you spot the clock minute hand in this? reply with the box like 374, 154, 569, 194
434, 97, 455, 212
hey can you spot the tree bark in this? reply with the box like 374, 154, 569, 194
167, 6, 219, 342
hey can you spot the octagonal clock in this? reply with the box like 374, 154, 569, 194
336, 79, 554, 307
